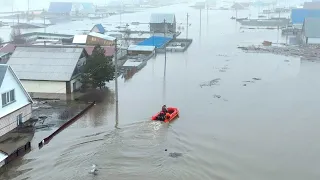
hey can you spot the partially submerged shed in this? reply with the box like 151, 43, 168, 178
127, 45, 155, 55
301, 18, 320, 44
7, 46, 87, 99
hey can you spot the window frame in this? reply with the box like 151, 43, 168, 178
1, 89, 16, 107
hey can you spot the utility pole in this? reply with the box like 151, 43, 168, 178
163, 19, 167, 77
186, 13, 189, 39
200, 8, 202, 34
114, 38, 119, 105
114, 38, 119, 126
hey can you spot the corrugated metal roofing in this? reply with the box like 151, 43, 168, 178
138, 36, 172, 48
48, 2, 73, 13
88, 32, 116, 41
0, 65, 8, 87
7, 47, 84, 81
150, 13, 175, 24
304, 2, 320, 9
92, 24, 106, 34
73, 35, 88, 44
303, 18, 320, 38
128, 45, 155, 51
291, 9, 320, 24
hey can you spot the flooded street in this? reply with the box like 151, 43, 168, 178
2, 3, 320, 180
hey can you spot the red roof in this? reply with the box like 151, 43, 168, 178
0, 44, 16, 53
84, 46, 115, 57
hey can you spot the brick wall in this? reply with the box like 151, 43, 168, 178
0, 104, 32, 137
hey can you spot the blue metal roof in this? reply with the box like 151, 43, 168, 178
94, 24, 105, 33
48, 2, 73, 13
137, 36, 172, 48
291, 9, 320, 24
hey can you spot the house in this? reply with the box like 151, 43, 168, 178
73, 32, 116, 46
90, 24, 106, 34
301, 18, 320, 44
85, 46, 115, 57
7, 46, 88, 100
150, 13, 176, 33
0, 64, 33, 137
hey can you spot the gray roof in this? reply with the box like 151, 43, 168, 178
303, 18, 320, 38
150, 13, 175, 24
7, 46, 84, 81
0, 65, 8, 87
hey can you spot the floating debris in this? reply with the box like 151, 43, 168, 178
169, 152, 183, 158
243, 80, 254, 83
252, 78, 262, 81
200, 78, 221, 88
213, 94, 221, 99
239, 45, 320, 60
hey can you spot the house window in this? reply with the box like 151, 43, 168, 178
1, 89, 15, 107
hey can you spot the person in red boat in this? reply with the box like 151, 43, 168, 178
162, 105, 168, 113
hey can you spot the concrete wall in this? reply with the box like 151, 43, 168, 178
0, 69, 31, 119
0, 104, 32, 136
308, 37, 320, 44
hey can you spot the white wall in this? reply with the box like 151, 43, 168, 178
0, 104, 31, 136
0, 69, 31, 118
21, 80, 66, 94
308, 38, 320, 44
70, 77, 82, 92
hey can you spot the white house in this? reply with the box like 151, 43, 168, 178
7, 46, 87, 100
0, 64, 33, 137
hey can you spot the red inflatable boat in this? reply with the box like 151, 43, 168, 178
151, 107, 179, 123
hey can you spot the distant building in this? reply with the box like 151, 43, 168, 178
90, 24, 106, 34
301, 18, 320, 44
7, 46, 88, 100
16, 32, 74, 44
304, 2, 320, 9
291, 9, 320, 26
0, 64, 33, 137
231, 3, 247, 10
137, 36, 172, 48
150, 13, 176, 33
48, 2, 95, 16
73, 32, 116, 46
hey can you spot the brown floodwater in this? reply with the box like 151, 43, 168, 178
1, 3, 320, 180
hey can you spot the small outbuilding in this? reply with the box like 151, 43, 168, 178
150, 13, 176, 33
